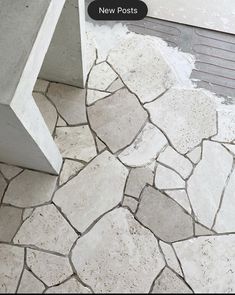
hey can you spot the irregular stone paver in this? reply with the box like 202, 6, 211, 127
33, 79, 49, 93
165, 190, 191, 213
72, 208, 165, 293
59, 160, 84, 186
125, 166, 154, 199
174, 235, 235, 293
3, 170, 57, 208
159, 241, 183, 276
107, 78, 124, 92
54, 151, 128, 232
0, 244, 24, 293
188, 141, 233, 228
85, 30, 96, 76
195, 223, 214, 236
157, 146, 193, 179
145, 88, 217, 154
151, 268, 192, 294
223, 143, 235, 155
48, 83, 87, 125
108, 35, 175, 103
88, 62, 117, 91
88, 88, 148, 153
0, 173, 7, 201
14, 205, 77, 255
0, 206, 22, 242
186, 146, 202, 164
34, 93, 57, 134
155, 165, 185, 190
122, 196, 138, 214
119, 122, 167, 167
95, 137, 106, 152
27, 249, 73, 287
86, 89, 110, 106
213, 107, 235, 142
55, 126, 97, 162
23, 208, 34, 221
45, 278, 91, 294
18, 269, 45, 294
57, 116, 67, 127
0, 164, 22, 180
214, 168, 235, 232
136, 186, 193, 242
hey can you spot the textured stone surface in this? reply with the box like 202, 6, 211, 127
85, 30, 96, 76
33, 79, 49, 93
23, 208, 34, 221
119, 123, 167, 167
157, 146, 193, 179
48, 83, 87, 125
88, 62, 117, 91
136, 186, 193, 242
72, 208, 165, 293
223, 143, 235, 155
122, 196, 138, 214
0, 164, 22, 180
151, 268, 192, 294
86, 89, 110, 105
214, 168, 235, 232
34, 93, 57, 134
18, 269, 45, 294
107, 78, 124, 92
0, 244, 24, 293
3, 170, 57, 208
174, 235, 235, 293
213, 107, 235, 142
14, 205, 77, 255
186, 146, 202, 164
155, 165, 185, 190
165, 190, 191, 213
55, 126, 97, 162
145, 88, 217, 154
27, 249, 73, 287
0, 206, 22, 242
59, 160, 84, 185
45, 278, 91, 294
125, 166, 154, 199
57, 116, 67, 127
195, 223, 214, 236
54, 151, 128, 232
188, 141, 233, 228
108, 35, 175, 103
0, 173, 7, 201
88, 88, 147, 152
95, 137, 106, 152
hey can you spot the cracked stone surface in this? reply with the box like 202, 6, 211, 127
27, 249, 73, 287
174, 235, 235, 293
59, 160, 84, 186
0, 164, 22, 180
0, 244, 24, 293
151, 268, 192, 294
145, 88, 217, 154
188, 141, 233, 228
72, 208, 165, 293
155, 165, 185, 190
0, 206, 22, 242
45, 278, 91, 294
88, 88, 148, 152
136, 186, 193, 242
55, 126, 97, 162
3, 170, 57, 208
18, 269, 45, 294
119, 122, 167, 167
165, 190, 191, 214
34, 93, 57, 134
47, 83, 87, 125
88, 62, 118, 91
54, 151, 128, 232
86, 89, 110, 105
14, 205, 77, 255
108, 35, 175, 103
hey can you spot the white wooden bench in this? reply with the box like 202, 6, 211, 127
0, 0, 86, 174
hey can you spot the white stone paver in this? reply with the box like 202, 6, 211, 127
0, 206, 22, 242
195, 223, 214, 236
72, 208, 165, 293
186, 146, 202, 164
188, 141, 233, 228
213, 107, 235, 143
122, 196, 138, 214
0, 244, 24, 293
27, 249, 73, 287
14, 205, 77, 255
86, 89, 110, 106
54, 151, 128, 232
18, 269, 45, 294
119, 122, 167, 167
107, 78, 124, 92
155, 165, 185, 190
59, 160, 84, 186
157, 146, 193, 179
45, 278, 91, 294
22, 208, 34, 221
108, 35, 175, 103
88, 62, 117, 91
223, 143, 235, 155
145, 88, 217, 154
174, 235, 235, 293
0, 164, 22, 180
3, 170, 57, 208
55, 126, 97, 162
165, 190, 191, 213
95, 137, 106, 152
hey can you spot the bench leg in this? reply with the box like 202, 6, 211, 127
0, 96, 62, 175
39, 0, 86, 88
